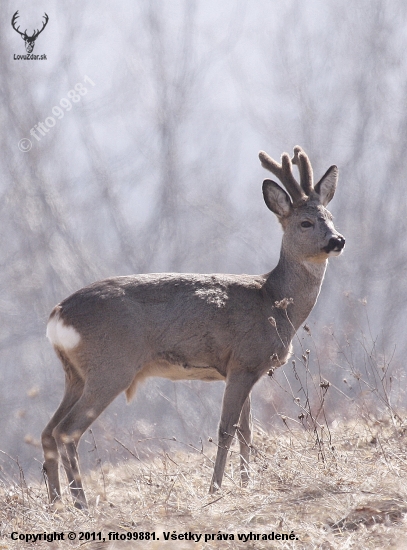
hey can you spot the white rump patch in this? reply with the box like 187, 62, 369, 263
46, 314, 81, 350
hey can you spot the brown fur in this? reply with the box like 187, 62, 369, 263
41, 147, 345, 510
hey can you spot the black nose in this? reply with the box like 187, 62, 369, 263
324, 236, 345, 253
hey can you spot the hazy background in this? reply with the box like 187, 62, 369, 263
1, 0, 407, 482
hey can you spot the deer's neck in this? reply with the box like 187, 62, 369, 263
265, 248, 327, 332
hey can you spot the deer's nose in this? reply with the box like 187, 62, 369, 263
323, 235, 345, 253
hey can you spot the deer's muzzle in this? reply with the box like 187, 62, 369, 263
323, 235, 345, 254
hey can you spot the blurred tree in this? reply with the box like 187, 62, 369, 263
1, 0, 407, 479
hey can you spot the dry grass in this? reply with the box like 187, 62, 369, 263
2, 315, 406, 548
1, 417, 407, 550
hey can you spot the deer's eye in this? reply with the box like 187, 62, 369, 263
301, 221, 313, 228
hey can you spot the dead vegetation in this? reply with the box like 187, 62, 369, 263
1, 319, 407, 549
1, 415, 407, 550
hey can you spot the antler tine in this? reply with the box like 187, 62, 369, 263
33, 13, 49, 38
292, 146, 313, 195
259, 150, 304, 203
11, 11, 24, 36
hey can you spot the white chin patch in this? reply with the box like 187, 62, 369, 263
46, 314, 81, 350
328, 249, 343, 257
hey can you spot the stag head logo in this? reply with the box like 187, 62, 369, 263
12, 11, 49, 53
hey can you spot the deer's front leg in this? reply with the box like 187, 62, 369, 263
209, 370, 256, 493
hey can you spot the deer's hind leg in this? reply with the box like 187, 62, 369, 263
41, 353, 85, 507
52, 365, 137, 510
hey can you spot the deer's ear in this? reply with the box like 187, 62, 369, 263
263, 179, 292, 218
314, 165, 338, 206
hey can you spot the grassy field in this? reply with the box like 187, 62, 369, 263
1, 415, 407, 550
2, 322, 407, 549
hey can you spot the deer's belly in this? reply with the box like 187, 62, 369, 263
147, 360, 225, 382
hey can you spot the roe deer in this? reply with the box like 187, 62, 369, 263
42, 146, 345, 509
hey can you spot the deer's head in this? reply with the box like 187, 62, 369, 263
260, 146, 345, 264
12, 11, 49, 53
